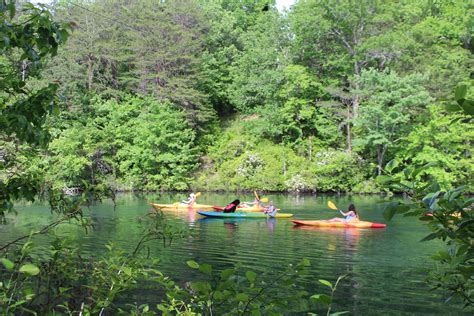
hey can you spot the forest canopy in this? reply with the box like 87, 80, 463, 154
2, 0, 473, 194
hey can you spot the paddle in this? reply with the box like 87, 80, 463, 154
253, 191, 269, 203
327, 201, 339, 210
328, 201, 344, 216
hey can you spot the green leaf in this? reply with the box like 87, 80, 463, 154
454, 85, 467, 100
220, 268, 234, 280
383, 202, 399, 221
376, 175, 392, 184
445, 103, 462, 112
318, 279, 332, 289
236, 293, 249, 301
384, 159, 399, 173
191, 281, 211, 293
420, 232, 441, 242
199, 263, 212, 275
213, 290, 224, 300
19, 264, 40, 276
1, 258, 14, 270
186, 260, 199, 269
458, 219, 474, 230
310, 294, 331, 305
461, 101, 474, 116
431, 250, 450, 261
122, 266, 132, 276
246, 271, 257, 283
251, 309, 262, 316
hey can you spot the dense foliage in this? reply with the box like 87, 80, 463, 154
381, 86, 473, 307
18, 0, 469, 194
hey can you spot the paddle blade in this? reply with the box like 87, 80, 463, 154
195, 192, 201, 197
260, 197, 269, 203
327, 201, 338, 210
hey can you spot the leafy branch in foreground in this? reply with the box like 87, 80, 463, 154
156, 259, 347, 315
0, 211, 183, 314
378, 85, 473, 308
1, 1, 72, 219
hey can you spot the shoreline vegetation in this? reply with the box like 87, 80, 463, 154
2, 1, 471, 198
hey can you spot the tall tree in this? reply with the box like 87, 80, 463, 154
353, 69, 431, 175
0, 1, 70, 218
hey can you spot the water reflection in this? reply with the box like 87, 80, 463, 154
265, 218, 276, 233
292, 226, 361, 250
151, 208, 198, 223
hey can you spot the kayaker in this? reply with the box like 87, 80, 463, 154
182, 193, 197, 206
223, 199, 240, 213
328, 204, 359, 223
264, 201, 278, 217
241, 197, 261, 208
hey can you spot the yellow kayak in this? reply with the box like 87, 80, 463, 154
150, 203, 215, 210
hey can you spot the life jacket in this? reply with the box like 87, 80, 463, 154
224, 202, 238, 213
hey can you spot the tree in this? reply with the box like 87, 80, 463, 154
396, 105, 473, 190
353, 69, 431, 175
0, 1, 71, 218
228, 8, 287, 112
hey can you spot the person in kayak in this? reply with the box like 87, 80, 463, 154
264, 201, 278, 217
328, 204, 359, 223
182, 193, 197, 206
241, 197, 261, 208
223, 199, 240, 213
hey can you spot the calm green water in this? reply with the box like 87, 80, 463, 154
2, 193, 469, 315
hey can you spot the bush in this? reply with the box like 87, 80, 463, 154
46, 96, 199, 191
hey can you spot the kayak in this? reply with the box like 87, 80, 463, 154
150, 203, 214, 210
212, 206, 281, 212
198, 211, 293, 218
292, 220, 386, 228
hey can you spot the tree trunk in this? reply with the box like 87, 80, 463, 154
347, 103, 352, 153
87, 55, 93, 91
347, 123, 352, 153
376, 145, 387, 176
21, 60, 27, 81
352, 95, 359, 119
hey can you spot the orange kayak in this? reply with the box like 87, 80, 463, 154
292, 220, 386, 229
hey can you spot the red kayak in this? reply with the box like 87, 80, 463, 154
292, 220, 386, 229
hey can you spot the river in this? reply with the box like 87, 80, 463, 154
2, 193, 469, 315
